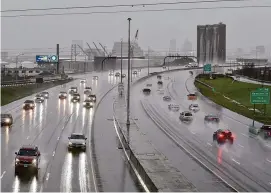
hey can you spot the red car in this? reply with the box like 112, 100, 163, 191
213, 129, 234, 144
15, 145, 40, 174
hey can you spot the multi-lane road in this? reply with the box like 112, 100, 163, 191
129, 69, 271, 191
1, 65, 271, 192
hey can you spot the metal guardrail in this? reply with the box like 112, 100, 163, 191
194, 78, 213, 89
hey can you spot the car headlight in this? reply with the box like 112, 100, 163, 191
32, 159, 36, 164
84, 102, 86, 105
69, 142, 72, 145
15, 158, 19, 162
5, 118, 10, 123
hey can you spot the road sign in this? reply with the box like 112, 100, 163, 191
203, 64, 211, 72
250, 90, 270, 104
36, 55, 58, 63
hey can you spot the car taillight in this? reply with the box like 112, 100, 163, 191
218, 134, 224, 138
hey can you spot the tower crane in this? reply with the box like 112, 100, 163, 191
99, 42, 109, 56
86, 42, 95, 59
93, 42, 103, 56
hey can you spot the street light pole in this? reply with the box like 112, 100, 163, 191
15, 53, 24, 81
127, 18, 131, 126
121, 39, 123, 83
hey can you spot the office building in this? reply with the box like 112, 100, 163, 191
197, 22, 226, 64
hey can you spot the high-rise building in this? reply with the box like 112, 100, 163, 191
182, 39, 192, 54
169, 39, 177, 54
197, 22, 226, 64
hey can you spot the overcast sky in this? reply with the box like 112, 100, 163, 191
1, 0, 271, 54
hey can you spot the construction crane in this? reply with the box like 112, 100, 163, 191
93, 42, 103, 56
77, 44, 88, 72
86, 42, 95, 59
99, 42, 109, 56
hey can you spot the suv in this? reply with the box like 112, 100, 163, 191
68, 133, 87, 151
23, 100, 35, 110
115, 72, 120, 77
157, 81, 163, 85
260, 125, 271, 139
1, 114, 13, 126
179, 111, 193, 121
143, 88, 151, 94
15, 145, 40, 174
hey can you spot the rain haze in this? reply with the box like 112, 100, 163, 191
1, 0, 271, 54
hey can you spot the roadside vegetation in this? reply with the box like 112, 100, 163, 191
195, 76, 271, 124
1, 80, 72, 106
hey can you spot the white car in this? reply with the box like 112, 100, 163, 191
189, 104, 200, 112
179, 111, 193, 121
133, 71, 138, 74
41, 91, 49, 99
115, 72, 120, 77
109, 72, 114, 76
93, 76, 98, 80
69, 87, 78, 94
168, 104, 180, 111
163, 96, 171, 101
59, 91, 67, 99
84, 89, 91, 95
68, 133, 87, 151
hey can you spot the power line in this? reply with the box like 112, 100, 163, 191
2, 5, 270, 18
0, 0, 251, 13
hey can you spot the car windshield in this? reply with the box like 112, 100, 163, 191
18, 149, 37, 156
185, 113, 192, 116
74, 94, 80, 96
42, 92, 48, 94
90, 95, 96, 98
25, 100, 33, 103
71, 134, 85, 139
1, 114, 10, 118
60, 92, 66, 94
193, 104, 199, 107
71, 87, 77, 89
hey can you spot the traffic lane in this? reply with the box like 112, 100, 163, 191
43, 75, 116, 192
93, 87, 143, 192
163, 77, 271, 174
169, 74, 271, 161
130, 82, 233, 191
145, 100, 270, 191
0, 72, 108, 192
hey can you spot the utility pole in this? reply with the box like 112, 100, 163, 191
127, 18, 131, 126
56, 44, 59, 74
121, 39, 123, 83
148, 47, 150, 75
75, 45, 77, 71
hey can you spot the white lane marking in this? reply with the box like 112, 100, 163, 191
265, 144, 271, 148
27, 136, 30, 139
266, 159, 271, 163
207, 142, 212, 146
237, 144, 244, 148
52, 151, 55, 157
1, 171, 6, 179
231, 158, 240, 165
241, 133, 249, 138
46, 173, 50, 181
190, 131, 196, 134
57, 137, 60, 140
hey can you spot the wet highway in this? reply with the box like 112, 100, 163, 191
130, 69, 271, 191
0, 68, 154, 192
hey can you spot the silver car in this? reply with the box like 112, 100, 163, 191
179, 111, 193, 121
68, 133, 87, 151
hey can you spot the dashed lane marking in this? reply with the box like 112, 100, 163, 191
266, 159, 271, 163
241, 133, 249, 138
46, 173, 50, 181
27, 136, 30, 139
52, 151, 55, 157
231, 158, 240, 165
57, 137, 60, 140
1, 171, 6, 179
207, 142, 212, 146
190, 131, 196, 134
237, 144, 244, 148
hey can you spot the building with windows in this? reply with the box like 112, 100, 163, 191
197, 22, 226, 64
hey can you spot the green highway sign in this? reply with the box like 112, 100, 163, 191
203, 64, 212, 72
250, 90, 270, 104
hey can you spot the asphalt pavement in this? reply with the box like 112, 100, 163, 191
129, 70, 271, 191
1, 66, 178, 192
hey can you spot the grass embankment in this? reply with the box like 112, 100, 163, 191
1, 80, 72, 106
195, 77, 271, 124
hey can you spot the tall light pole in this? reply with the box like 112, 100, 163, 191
121, 38, 123, 83
127, 18, 131, 125
15, 53, 24, 80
